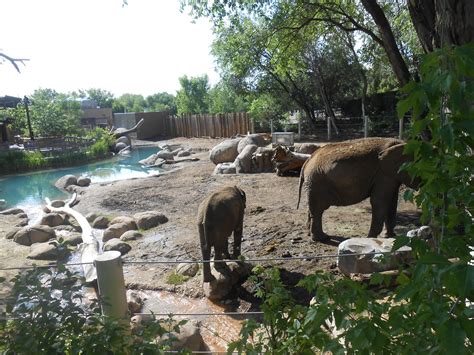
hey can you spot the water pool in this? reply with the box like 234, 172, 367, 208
0, 147, 161, 214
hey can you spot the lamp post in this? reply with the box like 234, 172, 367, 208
23, 96, 34, 140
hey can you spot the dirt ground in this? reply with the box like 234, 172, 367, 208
0, 137, 421, 301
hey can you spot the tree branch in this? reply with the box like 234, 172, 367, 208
0, 52, 29, 73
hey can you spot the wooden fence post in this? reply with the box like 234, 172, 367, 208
95, 251, 128, 319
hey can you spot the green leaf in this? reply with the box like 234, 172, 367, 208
439, 319, 466, 355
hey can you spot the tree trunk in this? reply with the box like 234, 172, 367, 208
408, 0, 474, 51
361, 0, 411, 86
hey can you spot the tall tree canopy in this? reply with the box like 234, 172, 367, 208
176, 75, 210, 114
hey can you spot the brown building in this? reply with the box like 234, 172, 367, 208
81, 107, 113, 129
113, 111, 169, 139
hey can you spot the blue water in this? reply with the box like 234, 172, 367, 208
0, 147, 161, 214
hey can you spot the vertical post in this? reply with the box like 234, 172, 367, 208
399, 117, 404, 139
363, 110, 368, 139
298, 112, 302, 141
270, 119, 274, 135
327, 114, 331, 141
23, 96, 34, 141
251, 115, 255, 134
95, 251, 128, 319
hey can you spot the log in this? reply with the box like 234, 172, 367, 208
112, 118, 144, 139
272, 146, 310, 176
45, 193, 99, 283
146, 157, 200, 168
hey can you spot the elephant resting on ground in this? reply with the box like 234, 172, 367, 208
297, 137, 419, 241
197, 185, 246, 282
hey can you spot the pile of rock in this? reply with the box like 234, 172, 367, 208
6, 205, 168, 261
139, 144, 195, 167
55, 174, 91, 192
210, 134, 273, 175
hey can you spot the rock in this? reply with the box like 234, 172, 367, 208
295, 143, 320, 155
56, 230, 83, 246
0, 207, 24, 215
76, 176, 91, 187
55, 174, 77, 190
237, 134, 267, 153
164, 322, 205, 352
337, 238, 412, 276
13, 225, 56, 246
92, 216, 109, 229
120, 230, 143, 241
127, 290, 144, 314
103, 222, 133, 242
176, 263, 199, 277
407, 225, 432, 239
133, 211, 168, 230
139, 153, 158, 166
103, 239, 132, 255
15, 217, 29, 227
213, 162, 236, 175
5, 227, 21, 239
65, 216, 82, 232
177, 150, 191, 157
40, 213, 66, 227
203, 261, 252, 300
209, 138, 242, 164
110, 216, 137, 230
114, 142, 128, 152
85, 212, 99, 223
116, 136, 131, 146
28, 241, 68, 260
54, 225, 77, 233
43, 200, 65, 213
156, 150, 175, 160
235, 144, 258, 174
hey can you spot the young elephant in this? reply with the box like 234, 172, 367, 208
197, 185, 246, 282
297, 137, 418, 241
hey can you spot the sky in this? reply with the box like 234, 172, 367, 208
0, 0, 220, 98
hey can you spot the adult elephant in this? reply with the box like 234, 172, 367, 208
296, 138, 419, 241
197, 185, 246, 282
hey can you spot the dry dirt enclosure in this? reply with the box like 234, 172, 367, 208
0, 137, 421, 303
75, 137, 421, 298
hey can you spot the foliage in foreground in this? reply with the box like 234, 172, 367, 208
229, 44, 474, 354
0, 265, 186, 354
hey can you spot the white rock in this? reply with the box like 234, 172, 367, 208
203, 261, 252, 300
209, 138, 241, 164
337, 238, 412, 276
176, 263, 199, 277
213, 162, 236, 175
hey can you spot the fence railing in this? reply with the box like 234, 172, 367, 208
22, 136, 93, 154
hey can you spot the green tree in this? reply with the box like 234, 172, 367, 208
79, 88, 115, 108
208, 81, 248, 114
26, 89, 83, 137
146, 92, 177, 115
175, 75, 210, 114
112, 93, 147, 113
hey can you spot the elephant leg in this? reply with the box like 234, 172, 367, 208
368, 192, 390, 238
232, 211, 244, 258
384, 187, 400, 238
214, 240, 227, 271
199, 224, 214, 282
306, 211, 312, 236
308, 200, 329, 241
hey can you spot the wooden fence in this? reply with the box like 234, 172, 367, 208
165, 113, 251, 138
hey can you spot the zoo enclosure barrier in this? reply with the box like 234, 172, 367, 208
22, 136, 94, 154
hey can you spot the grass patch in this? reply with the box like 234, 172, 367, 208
166, 272, 188, 285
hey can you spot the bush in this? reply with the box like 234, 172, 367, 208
0, 266, 185, 353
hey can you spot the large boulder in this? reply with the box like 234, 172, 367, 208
213, 162, 236, 175
120, 230, 143, 241
43, 200, 65, 213
164, 322, 205, 352
103, 239, 132, 255
0, 207, 24, 215
337, 238, 412, 276
156, 150, 175, 160
209, 138, 242, 165
116, 136, 131, 146
203, 261, 252, 300
177, 150, 191, 157
13, 225, 56, 246
76, 176, 91, 187
237, 134, 267, 153
55, 174, 77, 190
92, 216, 109, 229
103, 222, 133, 242
176, 262, 199, 277
133, 211, 168, 230
127, 290, 145, 313
110, 216, 137, 231
114, 142, 128, 152
5, 227, 21, 240
28, 241, 68, 260
295, 143, 320, 155
85, 212, 99, 223
56, 230, 83, 246
40, 213, 66, 227
235, 144, 258, 174
139, 153, 158, 166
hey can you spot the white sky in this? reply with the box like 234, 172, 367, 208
0, 0, 219, 98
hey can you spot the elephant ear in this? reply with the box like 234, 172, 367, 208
379, 143, 417, 188
235, 186, 246, 205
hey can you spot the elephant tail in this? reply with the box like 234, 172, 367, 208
296, 162, 305, 210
